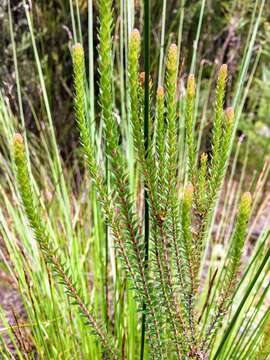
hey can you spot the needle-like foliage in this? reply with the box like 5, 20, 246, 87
13, 134, 117, 359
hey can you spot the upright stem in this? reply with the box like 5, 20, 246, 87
105, 157, 109, 328
140, 0, 150, 359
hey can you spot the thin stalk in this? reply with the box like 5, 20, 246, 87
231, 0, 265, 133
88, 0, 95, 121
75, 0, 83, 44
213, 243, 270, 359
157, 0, 167, 86
176, 0, 185, 70
189, 0, 206, 75
69, 0, 78, 42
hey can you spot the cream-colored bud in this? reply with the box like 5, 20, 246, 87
167, 44, 178, 71
225, 107, 234, 125
184, 184, 194, 204
73, 43, 84, 57
200, 152, 208, 163
13, 133, 24, 146
241, 192, 252, 208
187, 74, 195, 97
157, 86, 164, 98
218, 64, 228, 82
130, 28, 141, 43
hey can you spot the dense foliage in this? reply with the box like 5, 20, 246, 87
0, 1, 270, 359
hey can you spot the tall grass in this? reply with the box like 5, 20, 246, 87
0, 0, 269, 359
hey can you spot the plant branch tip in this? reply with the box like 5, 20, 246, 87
131, 28, 141, 41
241, 192, 252, 207
157, 86, 164, 97
73, 43, 84, 55
218, 64, 228, 80
225, 107, 234, 124
169, 43, 177, 54
13, 133, 24, 146
201, 152, 208, 162
167, 44, 178, 70
184, 184, 194, 203
187, 74, 196, 96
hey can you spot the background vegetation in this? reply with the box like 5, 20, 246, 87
1, 0, 270, 166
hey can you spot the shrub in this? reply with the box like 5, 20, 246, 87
0, 1, 269, 359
